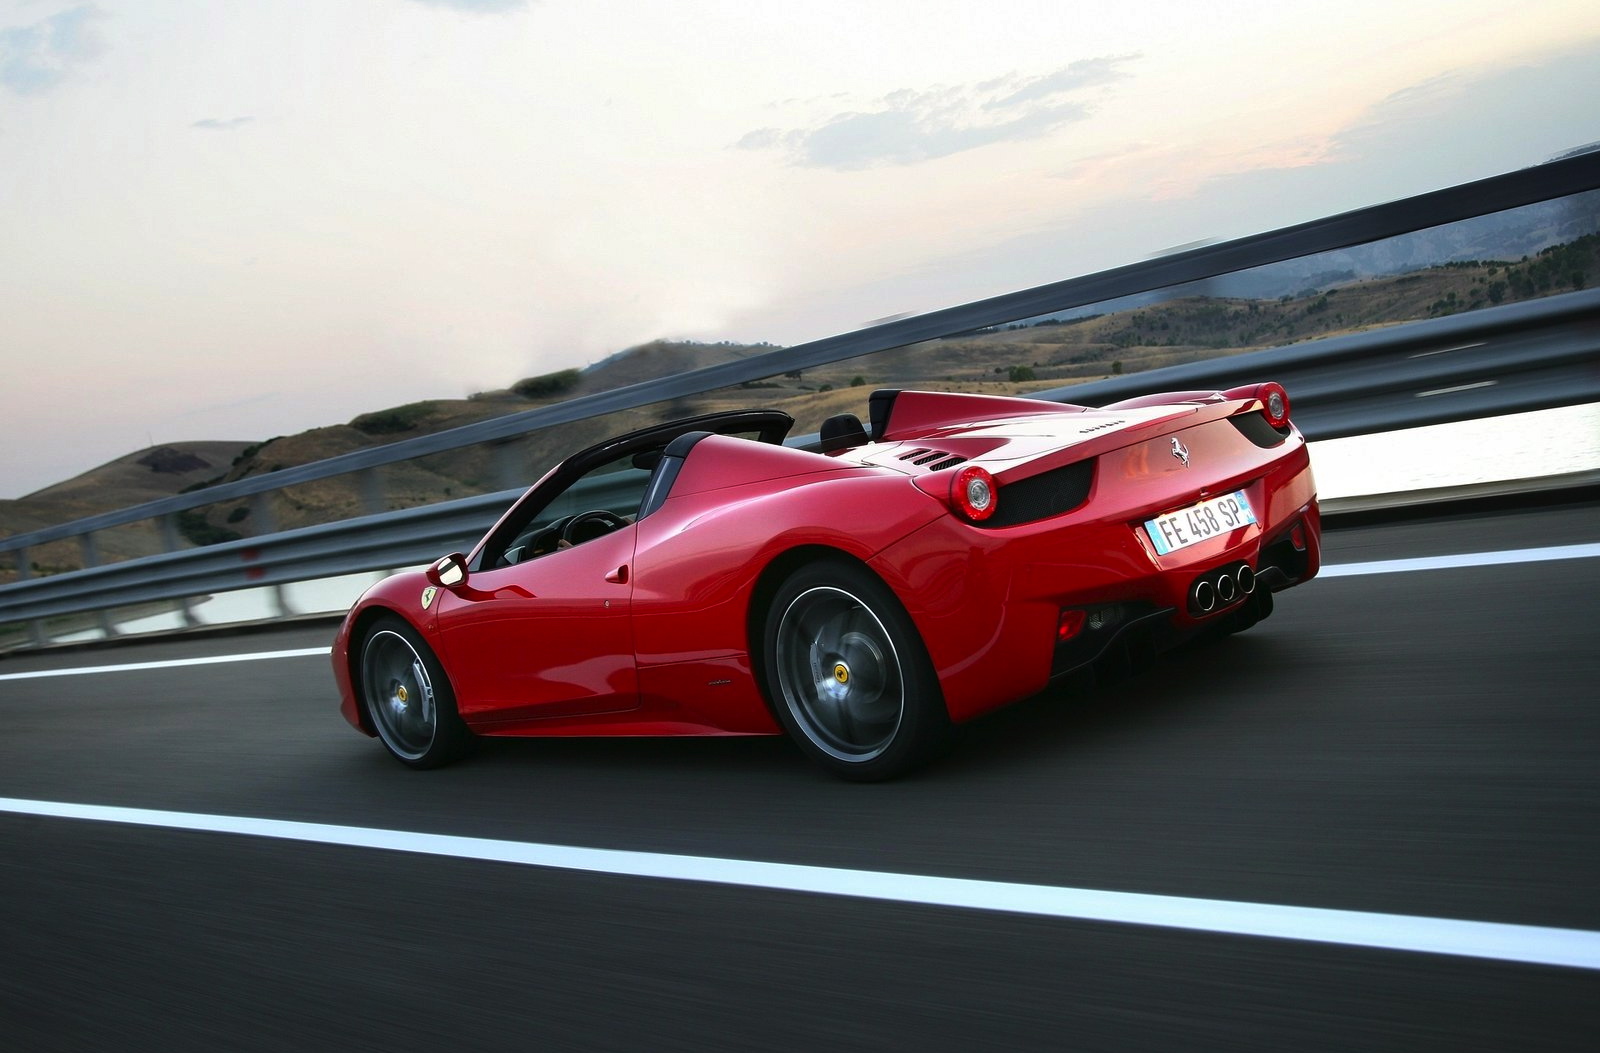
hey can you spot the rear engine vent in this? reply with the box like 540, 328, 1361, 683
979, 460, 1096, 528
897, 448, 968, 471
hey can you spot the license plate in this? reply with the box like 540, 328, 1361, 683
1144, 490, 1256, 555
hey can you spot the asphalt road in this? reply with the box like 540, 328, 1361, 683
2, 499, 1597, 1051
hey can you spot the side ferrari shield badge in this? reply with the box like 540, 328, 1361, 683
1170, 437, 1190, 468
421, 586, 438, 610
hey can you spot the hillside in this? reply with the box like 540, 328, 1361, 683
1, 441, 256, 577
3, 231, 1596, 582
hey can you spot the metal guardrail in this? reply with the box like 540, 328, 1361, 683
3, 287, 1596, 633
1043, 287, 1600, 440
0, 473, 643, 625
3, 152, 1599, 641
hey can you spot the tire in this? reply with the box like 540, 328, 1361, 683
359, 615, 473, 769
762, 559, 950, 781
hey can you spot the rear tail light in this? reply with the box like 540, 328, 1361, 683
1261, 382, 1290, 428
951, 465, 998, 522
1222, 381, 1291, 428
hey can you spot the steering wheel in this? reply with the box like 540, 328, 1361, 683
500, 515, 574, 566
561, 509, 628, 546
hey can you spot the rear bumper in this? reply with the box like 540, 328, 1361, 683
871, 445, 1320, 723
1044, 508, 1318, 681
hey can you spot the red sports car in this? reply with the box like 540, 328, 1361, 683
333, 386, 1320, 779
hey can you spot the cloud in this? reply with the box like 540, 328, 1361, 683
0, 4, 106, 95
192, 116, 254, 131
735, 127, 784, 151
1313, 40, 1600, 195
985, 56, 1135, 110
737, 55, 1138, 170
403, 0, 530, 12
906, 39, 1600, 323
1046, 38, 1600, 212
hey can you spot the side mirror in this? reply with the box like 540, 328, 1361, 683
426, 553, 468, 588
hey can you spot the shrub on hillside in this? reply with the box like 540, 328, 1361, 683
351, 402, 438, 435
511, 369, 581, 400
177, 510, 242, 547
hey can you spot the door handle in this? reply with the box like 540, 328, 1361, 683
605, 564, 629, 584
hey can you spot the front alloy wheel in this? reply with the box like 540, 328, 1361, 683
360, 616, 471, 769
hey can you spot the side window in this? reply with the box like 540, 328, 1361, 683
490, 454, 654, 568
475, 415, 788, 572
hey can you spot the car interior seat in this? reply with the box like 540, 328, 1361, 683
819, 413, 869, 453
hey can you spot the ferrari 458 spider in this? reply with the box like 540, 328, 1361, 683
333, 386, 1320, 779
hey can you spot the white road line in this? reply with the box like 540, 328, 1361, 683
1319, 542, 1600, 578
1416, 379, 1498, 398
0, 646, 329, 682
1409, 341, 1486, 358
2, 795, 1596, 972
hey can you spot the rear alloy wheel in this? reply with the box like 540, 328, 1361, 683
763, 560, 949, 781
360, 616, 472, 769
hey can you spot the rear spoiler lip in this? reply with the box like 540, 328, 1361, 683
966, 400, 1298, 488
867, 387, 1299, 486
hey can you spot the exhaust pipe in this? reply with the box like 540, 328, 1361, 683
1191, 563, 1257, 615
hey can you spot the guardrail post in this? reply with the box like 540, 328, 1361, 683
359, 468, 385, 515
77, 531, 118, 638
247, 493, 294, 616
155, 514, 199, 627
9, 545, 50, 648
493, 441, 522, 491
250, 493, 277, 534
157, 514, 181, 552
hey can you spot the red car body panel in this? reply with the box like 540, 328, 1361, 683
436, 525, 640, 726
334, 388, 1320, 744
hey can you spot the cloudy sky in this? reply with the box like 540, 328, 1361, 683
2, 0, 1597, 498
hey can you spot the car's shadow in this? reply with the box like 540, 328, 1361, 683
466, 730, 797, 776
334, 629, 1300, 791
303, 630, 1335, 879
939, 629, 1307, 774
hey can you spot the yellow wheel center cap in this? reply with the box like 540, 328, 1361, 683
396, 685, 409, 703
833, 664, 850, 685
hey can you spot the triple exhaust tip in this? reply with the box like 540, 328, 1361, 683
1191, 563, 1255, 613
